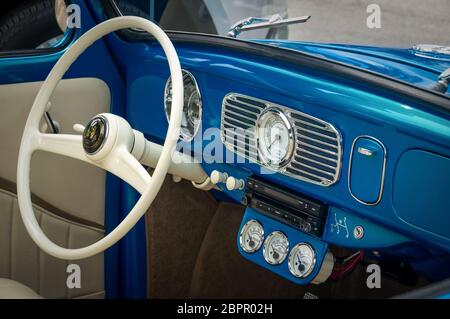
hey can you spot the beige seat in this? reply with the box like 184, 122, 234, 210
0, 278, 42, 299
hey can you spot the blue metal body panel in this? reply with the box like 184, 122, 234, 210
257, 40, 450, 92
323, 207, 410, 249
102, 34, 450, 253
118, 183, 147, 298
438, 293, 450, 299
238, 208, 329, 284
393, 150, 450, 240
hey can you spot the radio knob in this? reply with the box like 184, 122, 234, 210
210, 170, 228, 184
302, 222, 312, 233
226, 176, 245, 191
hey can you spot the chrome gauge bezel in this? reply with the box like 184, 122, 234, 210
256, 107, 295, 169
262, 231, 289, 265
288, 243, 316, 278
164, 69, 202, 142
239, 219, 264, 253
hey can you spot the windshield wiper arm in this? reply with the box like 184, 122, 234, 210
228, 14, 311, 38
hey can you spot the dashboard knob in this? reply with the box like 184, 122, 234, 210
210, 170, 228, 184
226, 176, 245, 191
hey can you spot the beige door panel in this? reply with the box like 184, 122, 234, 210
0, 188, 104, 298
0, 78, 109, 298
0, 78, 110, 225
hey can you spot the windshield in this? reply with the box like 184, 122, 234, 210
114, 0, 450, 47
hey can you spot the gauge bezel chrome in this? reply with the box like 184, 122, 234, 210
239, 219, 264, 253
262, 231, 289, 265
256, 107, 295, 169
288, 242, 316, 278
164, 69, 202, 142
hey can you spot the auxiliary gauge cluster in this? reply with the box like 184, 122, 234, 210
238, 177, 333, 284
240, 219, 317, 279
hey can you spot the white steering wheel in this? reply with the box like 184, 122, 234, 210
16, 17, 183, 260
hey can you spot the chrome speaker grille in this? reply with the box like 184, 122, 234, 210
221, 93, 342, 186
221, 94, 263, 162
287, 112, 341, 186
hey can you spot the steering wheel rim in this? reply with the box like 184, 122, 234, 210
16, 16, 184, 260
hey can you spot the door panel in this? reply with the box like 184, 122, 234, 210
0, 78, 110, 298
0, 78, 109, 225
0, 0, 126, 298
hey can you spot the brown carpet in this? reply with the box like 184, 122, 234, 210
147, 177, 425, 299
189, 202, 310, 299
146, 177, 218, 298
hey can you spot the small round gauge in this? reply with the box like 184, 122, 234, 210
256, 108, 294, 169
288, 243, 316, 278
164, 70, 202, 142
263, 231, 289, 265
239, 220, 264, 253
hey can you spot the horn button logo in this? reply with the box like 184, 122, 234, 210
83, 116, 108, 155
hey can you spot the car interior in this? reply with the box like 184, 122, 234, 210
0, 0, 449, 299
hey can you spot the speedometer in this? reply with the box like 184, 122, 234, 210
164, 70, 202, 142
256, 108, 294, 169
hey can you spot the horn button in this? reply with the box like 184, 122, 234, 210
83, 116, 108, 155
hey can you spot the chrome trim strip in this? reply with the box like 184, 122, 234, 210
223, 115, 254, 128
286, 168, 325, 183
348, 135, 387, 206
296, 132, 339, 149
295, 156, 338, 171
223, 129, 256, 141
413, 44, 450, 56
291, 161, 336, 178
297, 127, 339, 142
297, 148, 338, 163
292, 118, 329, 131
226, 95, 266, 110
296, 141, 338, 156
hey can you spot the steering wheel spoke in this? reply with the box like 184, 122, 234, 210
34, 132, 150, 194
33, 132, 87, 162
101, 148, 151, 195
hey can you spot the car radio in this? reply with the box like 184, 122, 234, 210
245, 177, 327, 237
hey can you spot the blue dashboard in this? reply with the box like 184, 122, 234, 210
101, 35, 450, 283
86, 0, 450, 284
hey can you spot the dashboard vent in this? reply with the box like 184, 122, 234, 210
221, 93, 342, 186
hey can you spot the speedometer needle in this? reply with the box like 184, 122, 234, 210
268, 134, 281, 150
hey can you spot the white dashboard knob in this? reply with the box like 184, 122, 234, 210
210, 170, 228, 184
73, 123, 85, 134
226, 176, 244, 191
